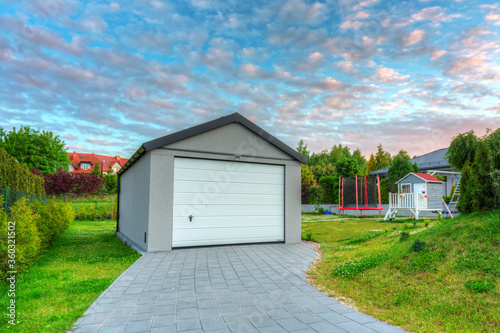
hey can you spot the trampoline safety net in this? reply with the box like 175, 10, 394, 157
340, 176, 381, 210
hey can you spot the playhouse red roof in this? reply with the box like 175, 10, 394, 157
413, 173, 444, 182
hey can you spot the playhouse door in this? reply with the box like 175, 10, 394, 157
414, 183, 427, 208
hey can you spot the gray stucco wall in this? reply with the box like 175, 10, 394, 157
119, 152, 151, 251
120, 123, 302, 252
167, 123, 291, 161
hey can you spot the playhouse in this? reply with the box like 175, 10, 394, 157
384, 172, 444, 221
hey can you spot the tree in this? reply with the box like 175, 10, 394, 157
91, 163, 101, 176
44, 170, 75, 199
484, 128, 500, 170
365, 153, 376, 175
458, 161, 473, 214
446, 130, 479, 170
0, 125, 70, 174
471, 141, 498, 211
374, 144, 391, 171
301, 164, 315, 185
73, 174, 104, 196
387, 150, 419, 191
329, 144, 351, 165
102, 172, 118, 194
296, 139, 310, 160
319, 175, 338, 204
311, 165, 325, 182
335, 156, 360, 179
352, 148, 367, 175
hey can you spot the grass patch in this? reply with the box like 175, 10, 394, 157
0, 220, 140, 332
302, 211, 500, 332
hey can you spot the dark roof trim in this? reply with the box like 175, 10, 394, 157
119, 113, 307, 175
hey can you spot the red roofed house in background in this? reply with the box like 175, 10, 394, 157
68, 152, 129, 174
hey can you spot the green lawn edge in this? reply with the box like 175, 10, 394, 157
0, 220, 141, 332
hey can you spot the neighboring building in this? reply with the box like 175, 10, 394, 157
369, 148, 459, 195
117, 112, 306, 252
68, 152, 129, 174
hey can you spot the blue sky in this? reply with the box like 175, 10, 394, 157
0, 0, 499, 159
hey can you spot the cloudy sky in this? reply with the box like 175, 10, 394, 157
1, 0, 499, 159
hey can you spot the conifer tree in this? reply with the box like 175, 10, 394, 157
471, 141, 497, 211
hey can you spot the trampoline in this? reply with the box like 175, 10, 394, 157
338, 174, 382, 216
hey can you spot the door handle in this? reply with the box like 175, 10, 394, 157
189, 215, 193, 222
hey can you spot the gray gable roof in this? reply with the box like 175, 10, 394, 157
119, 113, 307, 175
369, 148, 451, 176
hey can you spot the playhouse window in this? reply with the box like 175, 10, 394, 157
401, 184, 411, 193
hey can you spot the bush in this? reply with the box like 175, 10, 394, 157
0, 147, 45, 196
88, 205, 97, 221
99, 205, 109, 220
30, 199, 74, 250
77, 205, 87, 221
307, 184, 323, 205
0, 196, 75, 279
0, 198, 41, 274
411, 239, 426, 252
400, 231, 410, 242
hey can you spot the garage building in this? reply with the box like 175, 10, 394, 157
117, 113, 307, 252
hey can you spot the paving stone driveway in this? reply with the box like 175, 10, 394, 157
72, 243, 406, 333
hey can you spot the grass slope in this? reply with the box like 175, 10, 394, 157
0, 220, 141, 332
303, 212, 500, 333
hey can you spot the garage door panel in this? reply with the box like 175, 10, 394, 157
175, 158, 284, 175
174, 193, 284, 205
173, 226, 284, 247
174, 168, 284, 185
173, 181, 284, 195
173, 204, 283, 217
173, 158, 284, 247
173, 216, 283, 229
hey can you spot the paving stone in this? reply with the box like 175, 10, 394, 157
98, 326, 126, 333
177, 318, 202, 331
124, 319, 151, 333
151, 315, 175, 328
200, 317, 227, 331
176, 307, 198, 320
344, 311, 378, 324
336, 321, 378, 333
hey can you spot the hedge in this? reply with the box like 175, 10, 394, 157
0, 148, 45, 196
0, 197, 74, 279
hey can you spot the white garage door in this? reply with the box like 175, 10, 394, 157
172, 157, 285, 247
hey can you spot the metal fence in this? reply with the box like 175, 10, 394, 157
1, 187, 48, 215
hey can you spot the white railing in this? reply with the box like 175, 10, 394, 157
389, 192, 428, 209
389, 193, 415, 209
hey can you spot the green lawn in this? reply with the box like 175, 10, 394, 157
0, 220, 141, 332
303, 212, 500, 332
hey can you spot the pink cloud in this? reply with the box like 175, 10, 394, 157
400, 29, 425, 47
368, 67, 409, 83
411, 6, 461, 22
